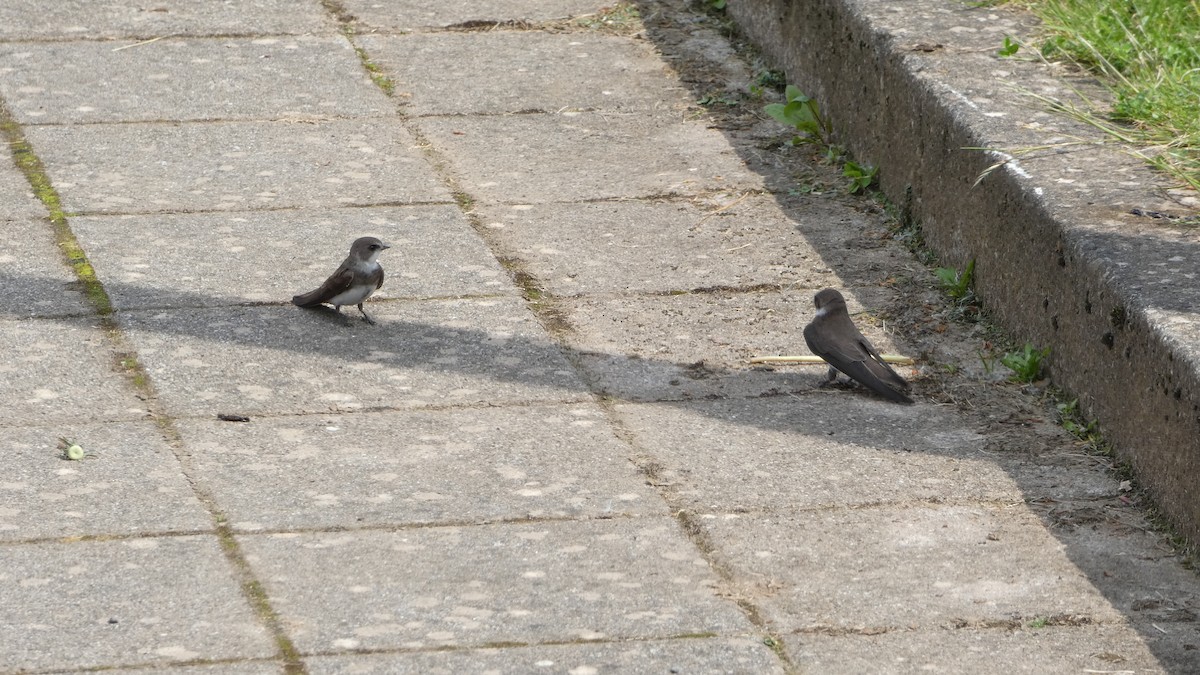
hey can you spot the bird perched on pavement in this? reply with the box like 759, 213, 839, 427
802, 288, 913, 404
292, 236, 389, 325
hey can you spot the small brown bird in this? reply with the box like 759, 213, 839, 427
802, 288, 913, 404
292, 236, 389, 325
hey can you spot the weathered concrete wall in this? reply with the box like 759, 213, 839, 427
728, 0, 1200, 544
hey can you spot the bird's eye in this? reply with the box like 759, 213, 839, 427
369, 244, 379, 250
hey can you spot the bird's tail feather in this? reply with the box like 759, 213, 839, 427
291, 290, 323, 307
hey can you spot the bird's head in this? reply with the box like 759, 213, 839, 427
812, 288, 846, 317
350, 236, 390, 264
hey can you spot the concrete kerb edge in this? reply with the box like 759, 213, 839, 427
725, 0, 1200, 548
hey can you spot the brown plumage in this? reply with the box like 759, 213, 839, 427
802, 288, 913, 404
292, 236, 389, 324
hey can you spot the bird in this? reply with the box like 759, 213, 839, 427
292, 236, 389, 325
802, 288, 913, 404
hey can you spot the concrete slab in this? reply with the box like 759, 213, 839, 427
71, 206, 511, 310
0, 535, 275, 671
701, 504, 1124, 631
238, 518, 754, 653
476, 195, 906, 295
0, 317, 150, 423
116, 297, 588, 417
25, 119, 450, 215
104, 664, 283, 675
1045, 512, 1200, 626
416, 112, 764, 203
179, 403, 663, 531
339, 0, 609, 31
561, 287, 905, 401
785, 625, 1169, 674
306, 637, 784, 674
0, 219, 93, 318
0, 160, 43, 221
613, 397, 1118, 513
360, 32, 688, 116
0, 37, 390, 124
0, 421, 211, 541
0, 0, 333, 40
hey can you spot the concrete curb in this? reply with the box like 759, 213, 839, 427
727, 0, 1200, 546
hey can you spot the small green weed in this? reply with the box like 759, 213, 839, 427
997, 36, 1020, 57
821, 144, 846, 165
750, 69, 786, 97
843, 160, 878, 193
764, 85, 832, 147
704, 0, 727, 9
935, 259, 975, 301
765, 83, 882, 196
698, 92, 739, 107
1056, 398, 1099, 441
978, 349, 997, 375
1001, 344, 1051, 382
1027, 616, 1048, 629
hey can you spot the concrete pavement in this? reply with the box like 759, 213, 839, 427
1, 0, 1198, 672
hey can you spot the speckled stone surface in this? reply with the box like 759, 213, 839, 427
0, 161, 43, 221
238, 518, 755, 653
337, 0, 608, 31
0, 0, 334, 39
25, 119, 450, 215
3, 0, 1200, 670
71, 206, 511, 310
613, 396, 1120, 512
116, 298, 588, 416
785, 626, 1170, 674
0, 219, 91, 318
474, 195, 906, 296
415, 113, 764, 204
305, 637, 784, 674
361, 32, 689, 116
0, 318, 150, 423
0, 421, 211, 540
0, 536, 275, 671
0, 37, 389, 124
700, 504, 1125, 630
179, 404, 664, 531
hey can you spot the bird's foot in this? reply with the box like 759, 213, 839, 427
358, 304, 377, 325
817, 366, 841, 388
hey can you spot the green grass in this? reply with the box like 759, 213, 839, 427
1021, 0, 1200, 190
1001, 343, 1051, 382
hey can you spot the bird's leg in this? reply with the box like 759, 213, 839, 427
817, 365, 840, 387
332, 304, 355, 326
357, 303, 377, 325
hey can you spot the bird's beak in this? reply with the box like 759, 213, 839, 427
381, 243, 392, 250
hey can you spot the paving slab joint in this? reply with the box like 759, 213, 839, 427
0, 99, 113, 317
327, 5, 581, 342
675, 508, 794, 668
215, 523, 307, 673
598, 405, 796, 670
1, 93, 309, 674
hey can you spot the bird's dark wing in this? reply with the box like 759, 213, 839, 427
292, 264, 355, 307
371, 265, 385, 291
804, 322, 913, 404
